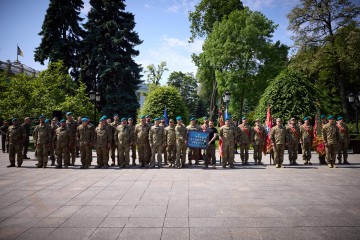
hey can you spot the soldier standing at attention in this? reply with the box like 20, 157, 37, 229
300, 117, 313, 165
149, 118, 165, 168
286, 117, 300, 165
1, 120, 9, 153
49, 118, 59, 166
128, 117, 137, 166
270, 118, 288, 168
110, 114, 120, 166
115, 118, 132, 168
135, 116, 151, 168
54, 119, 72, 168
175, 116, 187, 169
336, 116, 350, 164
77, 118, 94, 169
323, 115, 340, 168
204, 120, 218, 168
187, 117, 201, 166
238, 117, 252, 165
318, 114, 328, 165
219, 117, 237, 168
66, 112, 78, 166
165, 119, 176, 168
95, 117, 111, 169
6, 118, 26, 168
33, 116, 52, 168
159, 117, 168, 165
252, 119, 266, 165
22, 117, 31, 159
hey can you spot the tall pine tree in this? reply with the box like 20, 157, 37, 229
81, 0, 142, 118
34, 0, 85, 78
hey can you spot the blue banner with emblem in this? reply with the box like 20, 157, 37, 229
187, 131, 209, 149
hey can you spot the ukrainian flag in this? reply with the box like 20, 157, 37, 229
17, 46, 23, 57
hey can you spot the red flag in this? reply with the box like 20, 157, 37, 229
264, 105, 272, 154
312, 114, 325, 155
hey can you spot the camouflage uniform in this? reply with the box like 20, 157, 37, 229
175, 124, 187, 168
95, 125, 112, 168
115, 124, 133, 167
252, 125, 266, 164
66, 119, 79, 165
270, 125, 287, 167
76, 124, 94, 168
135, 123, 151, 167
165, 125, 176, 166
286, 124, 300, 164
33, 124, 52, 167
159, 122, 168, 164
110, 121, 120, 165
128, 123, 136, 165
300, 123, 313, 163
54, 126, 72, 167
323, 122, 339, 166
219, 125, 237, 168
49, 123, 58, 165
148, 124, 164, 167
238, 124, 252, 164
186, 124, 201, 165
7, 124, 26, 166
336, 122, 350, 164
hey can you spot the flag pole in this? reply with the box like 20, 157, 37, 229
16, 44, 18, 63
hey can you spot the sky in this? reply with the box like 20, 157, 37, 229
0, 0, 301, 84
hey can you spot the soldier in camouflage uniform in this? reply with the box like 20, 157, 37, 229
159, 117, 168, 165
187, 117, 201, 165
219, 117, 237, 168
95, 117, 112, 168
300, 117, 313, 165
336, 116, 350, 164
286, 117, 300, 165
128, 117, 137, 166
66, 112, 79, 166
6, 118, 26, 168
135, 116, 151, 167
110, 114, 120, 166
175, 116, 187, 168
270, 118, 288, 168
54, 119, 72, 168
76, 118, 94, 169
165, 119, 176, 167
323, 115, 340, 168
252, 119, 266, 165
49, 118, 59, 166
238, 117, 252, 165
33, 115, 52, 168
148, 118, 165, 168
115, 118, 133, 168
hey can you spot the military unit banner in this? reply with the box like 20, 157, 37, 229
187, 131, 209, 149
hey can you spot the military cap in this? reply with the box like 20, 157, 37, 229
176, 116, 182, 121
101, 115, 107, 119
99, 117, 105, 122
45, 119, 49, 123
60, 119, 66, 123
66, 112, 73, 116
242, 116, 247, 120
39, 115, 45, 119
290, 117, 296, 121
337, 116, 343, 121
190, 117, 196, 121
203, 117, 208, 120
225, 117, 231, 121
81, 117, 88, 122
327, 115, 334, 120
320, 114, 326, 119
169, 119, 174, 122
121, 117, 127, 121
85, 116, 90, 119
145, 114, 150, 118
52, 118, 57, 121
140, 115, 145, 119
114, 114, 119, 117
128, 117, 133, 120
303, 116, 309, 121
154, 117, 160, 121
12, 118, 18, 122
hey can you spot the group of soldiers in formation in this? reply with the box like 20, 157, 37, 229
1, 111, 350, 169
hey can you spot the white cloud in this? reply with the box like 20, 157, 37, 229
144, 3, 154, 9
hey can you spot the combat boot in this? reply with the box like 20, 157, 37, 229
343, 160, 350, 164
337, 159, 342, 165
275, 164, 280, 168
304, 160, 308, 165
222, 164, 226, 168
230, 164, 235, 169
7, 164, 16, 168
327, 163, 333, 168
293, 161, 298, 165
51, 160, 55, 166
332, 163, 338, 168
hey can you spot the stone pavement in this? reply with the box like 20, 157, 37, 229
0, 150, 359, 240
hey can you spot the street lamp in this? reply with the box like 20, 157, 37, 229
223, 90, 231, 115
89, 90, 100, 125
347, 92, 360, 135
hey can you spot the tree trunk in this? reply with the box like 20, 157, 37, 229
209, 77, 217, 121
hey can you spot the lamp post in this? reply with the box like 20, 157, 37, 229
89, 90, 101, 125
223, 90, 231, 116
347, 92, 360, 135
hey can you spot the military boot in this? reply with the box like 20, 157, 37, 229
304, 160, 308, 165
337, 159, 342, 165
230, 164, 235, 169
327, 163, 333, 168
343, 160, 350, 164
275, 164, 280, 168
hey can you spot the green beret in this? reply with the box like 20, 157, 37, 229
337, 116, 343, 121
66, 112, 72, 116
45, 119, 49, 123
101, 115, 107, 119
12, 118, 18, 122
242, 116, 247, 120
39, 115, 45, 119
327, 115, 334, 120
225, 117, 231, 121
190, 117, 196, 121
81, 117, 88, 122
176, 116, 182, 121
153, 118, 159, 121
60, 119, 66, 123
121, 117, 127, 121
140, 115, 145, 119
128, 117, 133, 120
303, 117, 309, 121
114, 114, 119, 117
145, 115, 150, 118
203, 117, 208, 120
320, 114, 326, 119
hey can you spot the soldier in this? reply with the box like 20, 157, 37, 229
300, 117, 313, 165
76, 118, 94, 169
336, 116, 350, 164
252, 119, 266, 165
66, 112, 79, 166
135, 115, 151, 168
0, 120, 9, 153
33, 115, 52, 168
54, 119, 72, 168
159, 117, 168, 165
270, 118, 288, 168
204, 120, 218, 168
318, 114, 328, 165
128, 117, 137, 166
22, 117, 31, 159
187, 117, 201, 165
49, 118, 59, 166
175, 116, 187, 169
286, 117, 300, 165
165, 119, 176, 167
6, 118, 26, 167
95, 117, 112, 169
145, 114, 153, 127
110, 114, 120, 166
149, 118, 165, 168
115, 118, 133, 168
238, 117, 252, 165
219, 117, 237, 168
323, 115, 340, 168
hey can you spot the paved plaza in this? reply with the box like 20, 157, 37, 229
0, 150, 359, 240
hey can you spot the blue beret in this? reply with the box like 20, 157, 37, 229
12, 118, 18, 122
303, 117, 309, 121
60, 119, 66, 123
320, 114, 326, 119
176, 116, 182, 121
154, 117, 159, 121
85, 116, 90, 119
66, 112, 72, 116
39, 115, 45, 119
102, 115, 107, 119
121, 117, 127, 121
81, 117, 88, 122
225, 117, 231, 121
140, 115, 145, 119
99, 118, 105, 122
190, 117, 196, 121
45, 119, 49, 123
114, 114, 119, 117
327, 115, 334, 120
242, 116, 247, 120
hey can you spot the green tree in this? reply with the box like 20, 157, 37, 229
139, 86, 188, 123
80, 0, 142, 118
145, 61, 168, 85
287, 0, 360, 120
34, 0, 85, 78
255, 69, 319, 121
